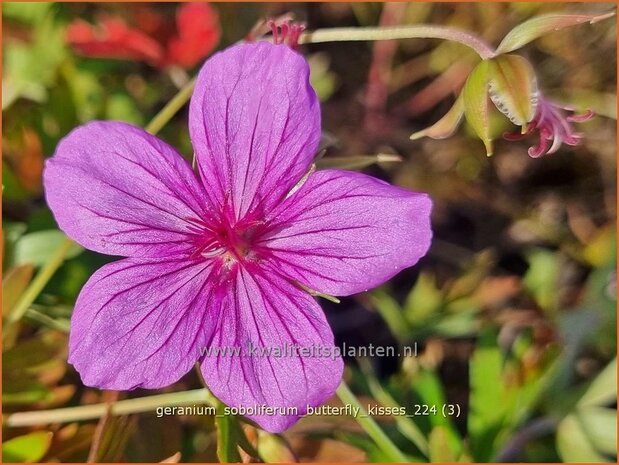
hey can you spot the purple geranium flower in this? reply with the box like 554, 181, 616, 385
44, 42, 432, 432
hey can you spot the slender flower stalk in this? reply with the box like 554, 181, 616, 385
5, 389, 212, 427
299, 24, 497, 59
142, 23, 497, 139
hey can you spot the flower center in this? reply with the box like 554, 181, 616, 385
199, 216, 263, 266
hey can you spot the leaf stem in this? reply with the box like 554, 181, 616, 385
336, 381, 408, 462
300, 25, 496, 59
4, 388, 212, 427
145, 76, 197, 135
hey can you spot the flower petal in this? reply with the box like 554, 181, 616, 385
189, 42, 321, 221
44, 121, 213, 258
200, 266, 342, 433
69, 257, 217, 389
259, 169, 433, 296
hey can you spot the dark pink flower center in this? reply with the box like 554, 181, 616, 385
194, 211, 266, 270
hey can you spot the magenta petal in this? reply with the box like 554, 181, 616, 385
200, 266, 343, 433
189, 42, 320, 221
260, 169, 433, 296
69, 257, 217, 389
44, 121, 213, 258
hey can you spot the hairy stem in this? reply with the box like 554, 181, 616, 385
140, 24, 496, 142
300, 25, 496, 59
5, 389, 212, 427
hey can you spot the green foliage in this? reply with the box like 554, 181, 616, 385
2, 432, 53, 463
13, 230, 83, 268
496, 12, 616, 55
3, 10, 67, 109
523, 248, 560, 312
557, 358, 617, 462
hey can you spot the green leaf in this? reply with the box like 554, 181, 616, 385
308, 52, 338, 102
583, 226, 617, 268
432, 311, 479, 337
523, 248, 560, 313
3, 377, 51, 405
462, 61, 493, 156
2, 2, 53, 24
557, 407, 616, 462
429, 426, 458, 462
579, 358, 617, 408
410, 95, 464, 140
370, 289, 410, 342
2, 431, 53, 462
578, 407, 617, 456
496, 12, 615, 55
412, 368, 462, 454
2, 222, 28, 280
2, 13, 66, 109
359, 360, 430, 456
412, 370, 464, 457
3, 334, 66, 372
25, 307, 71, 333
404, 273, 443, 326
488, 55, 538, 129
106, 94, 145, 126
14, 230, 83, 267
2, 264, 34, 318
468, 330, 505, 460
256, 431, 296, 463
66, 68, 105, 123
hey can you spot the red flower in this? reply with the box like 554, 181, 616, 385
66, 3, 220, 69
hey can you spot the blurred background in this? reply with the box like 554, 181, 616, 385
2, 2, 617, 463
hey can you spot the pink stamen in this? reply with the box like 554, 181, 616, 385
268, 19, 280, 44
503, 94, 594, 158
267, 18, 305, 49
